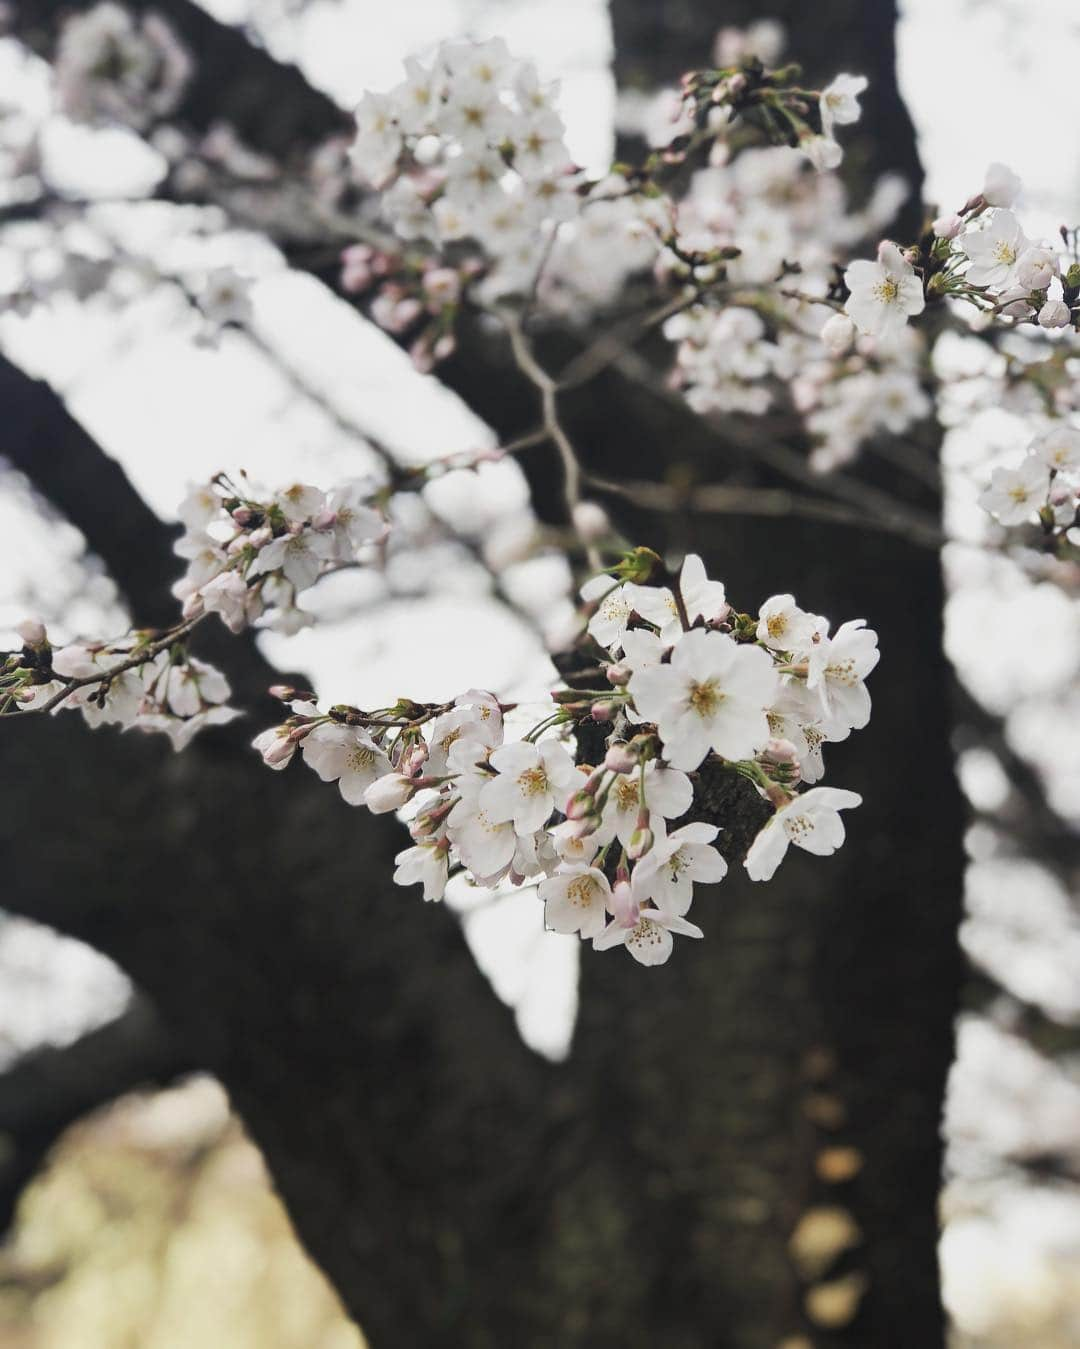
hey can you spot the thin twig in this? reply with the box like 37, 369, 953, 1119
500, 309, 603, 571
7, 615, 206, 718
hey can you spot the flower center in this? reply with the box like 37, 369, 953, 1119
993, 241, 1016, 265
518, 767, 549, 796
825, 657, 858, 686
348, 744, 375, 772
873, 277, 899, 304
1007, 484, 1031, 504
766, 613, 787, 639
665, 850, 688, 882
614, 779, 639, 811
688, 678, 722, 717
783, 813, 813, 843
567, 876, 598, 907
628, 918, 665, 951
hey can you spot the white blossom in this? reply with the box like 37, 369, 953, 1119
819, 74, 867, 139
595, 763, 693, 847
393, 841, 449, 901
302, 723, 390, 805
961, 211, 1027, 288
744, 787, 862, 881
479, 739, 581, 834
843, 242, 925, 337
592, 907, 704, 965
539, 865, 610, 938
978, 457, 1051, 525
628, 629, 779, 770
631, 822, 727, 916
1032, 426, 1080, 473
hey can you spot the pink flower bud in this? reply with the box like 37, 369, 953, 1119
268, 685, 295, 701
231, 506, 254, 525
604, 743, 638, 774
762, 737, 800, 772
606, 663, 631, 686
932, 212, 962, 240
364, 774, 417, 814
590, 700, 616, 722
565, 789, 596, 820
610, 880, 638, 928
16, 618, 47, 646
400, 744, 429, 775
562, 814, 599, 840
257, 730, 296, 767
627, 825, 654, 860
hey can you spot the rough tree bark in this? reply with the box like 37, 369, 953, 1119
0, 3, 964, 1346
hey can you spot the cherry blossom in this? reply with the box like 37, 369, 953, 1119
628, 629, 779, 770
480, 739, 581, 834
843, 242, 926, 338
979, 458, 1052, 527
539, 865, 611, 939
744, 787, 863, 882
592, 907, 704, 966
630, 822, 728, 917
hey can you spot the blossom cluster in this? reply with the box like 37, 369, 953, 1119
658, 131, 931, 469
0, 618, 238, 749
341, 35, 878, 355
252, 552, 876, 966
172, 475, 387, 636
342, 36, 669, 344
978, 424, 1080, 537
53, 1, 193, 131
842, 163, 1080, 342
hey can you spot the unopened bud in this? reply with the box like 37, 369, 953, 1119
605, 662, 631, 686
268, 684, 296, 701
182, 592, 205, 621
627, 824, 654, 860
1038, 299, 1071, 329
590, 700, 616, 722
262, 734, 297, 767
604, 743, 638, 774
571, 500, 611, 543
563, 813, 600, 839
932, 212, 962, 240
820, 312, 855, 357
16, 618, 47, 646
565, 789, 596, 820
610, 879, 638, 928
364, 774, 417, 814
400, 743, 429, 775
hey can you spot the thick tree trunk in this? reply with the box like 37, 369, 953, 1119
0, 2, 964, 1345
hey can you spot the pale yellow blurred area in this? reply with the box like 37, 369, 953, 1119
0, 1076, 366, 1349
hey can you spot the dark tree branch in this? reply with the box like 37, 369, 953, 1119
0, 995, 189, 1228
